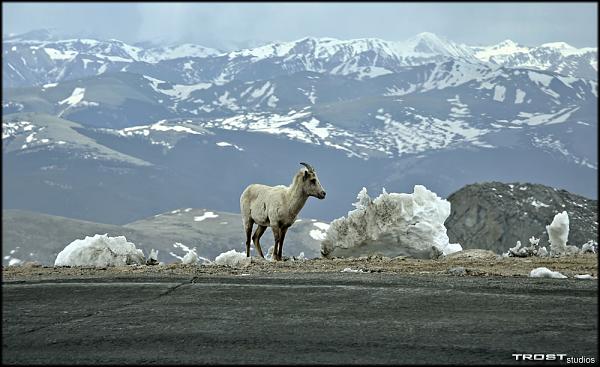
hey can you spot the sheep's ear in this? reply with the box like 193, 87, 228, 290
303, 170, 309, 180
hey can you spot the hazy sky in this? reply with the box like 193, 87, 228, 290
2, 2, 598, 49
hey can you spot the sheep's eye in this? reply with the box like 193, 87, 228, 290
310, 179, 317, 184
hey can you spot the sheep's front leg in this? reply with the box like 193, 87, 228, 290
277, 226, 289, 260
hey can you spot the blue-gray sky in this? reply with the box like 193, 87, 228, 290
2, 2, 598, 49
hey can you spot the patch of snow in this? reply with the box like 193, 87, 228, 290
143, 75, 211, 100
528, 71, 553, 87
214, 250, 251, 267
96, 54, 133, 63
512, 107, 579, 126
514, 89, 526, 104
341, 267, 364, 273
141, 44, 219, 63
473, 39, 530, 62
44, 47, 77, 61
194, 211, 219, 222
493, 85, 506, 102
530, 199, 550, 208
58, 87, 85, 106
216, 141, 244, 151
313, 222, 330, 231
148, 120, 202, 134
301, 118, 330, 139
310, 229, 327, 241
9, 258, 23, 266
529, 267, 567, 279
250, 82, 272, 100
266, 94, 278, 108
54, 234, 145, 267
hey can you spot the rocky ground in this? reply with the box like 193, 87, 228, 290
3, 250, 597, 282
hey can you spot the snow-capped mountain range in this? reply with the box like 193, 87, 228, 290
3, 31, 597, 88
2, 30, 598, 224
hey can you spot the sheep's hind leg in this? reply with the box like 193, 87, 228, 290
277, 226, 289, 260
272, 226, 282, 261
244, 219, 254, 257
252, 225, 267, 258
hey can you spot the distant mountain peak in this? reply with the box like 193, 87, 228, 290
413, 31, 444, 41
3, 28, 57, 42
496, 39, 519, 47
540, 41, 575, 49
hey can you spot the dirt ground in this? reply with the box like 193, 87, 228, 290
2, 250, 597, 282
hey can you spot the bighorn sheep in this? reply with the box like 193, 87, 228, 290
240, 162, 326, 261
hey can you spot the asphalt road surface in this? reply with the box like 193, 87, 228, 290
3, 273, 598, 364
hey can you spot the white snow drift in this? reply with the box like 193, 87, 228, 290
529, 267, 567, 279
321, 185, 462, 259
214, 249, 251, 267
54, 234, 145, 267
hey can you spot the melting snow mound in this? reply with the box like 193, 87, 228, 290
529, 267, 567, 279
214, 250, 251, 267
54, 234, 145, 267
182, 248, 199, 264
546, 211, 580, 256
321, 185, 462, 259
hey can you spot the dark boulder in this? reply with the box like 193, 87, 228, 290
445, 182, 598, 253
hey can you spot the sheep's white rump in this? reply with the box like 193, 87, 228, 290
54, 234, 145, 267
321, 185, 461, 259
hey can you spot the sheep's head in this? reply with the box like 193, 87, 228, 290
299, 162, 326, 199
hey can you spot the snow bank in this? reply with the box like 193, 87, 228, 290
321, 185, 461, 259
214, 250, 251, 267
574, 274, 595, 279
529, 267, 567, 279
54, 234, 145, 267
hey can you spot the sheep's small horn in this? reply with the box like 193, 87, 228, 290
300, 162, 314, 172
